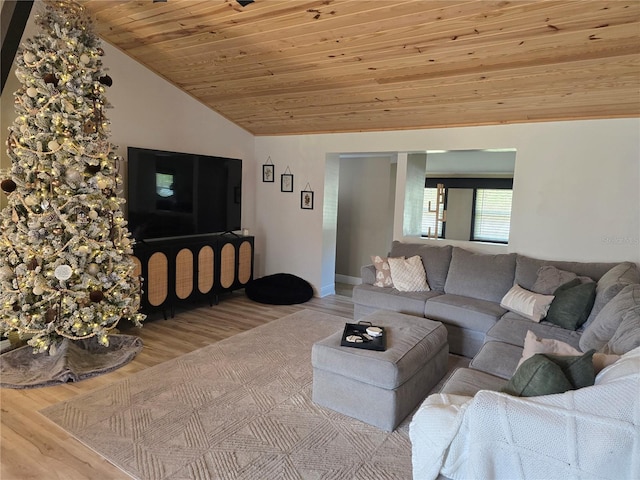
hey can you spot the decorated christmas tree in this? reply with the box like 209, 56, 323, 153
0, 0, 145, 354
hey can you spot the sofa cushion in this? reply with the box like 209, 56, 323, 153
469, 341, 523, 379
501, 350, 596, 397
439, 367, 507, 396
371, 255, 393, 288
444, 248, 516, 303
515, 255, 618, 291
583, 262, 640, 327
545, 279, 596, 330
424, 294, 506, 333
580, 284, 640, 352
500, 284, 555, 322
388, 255, 430, 292
603, 306, 640, 355
390, 241, 452, 292
352, 284, 440, 317
485, 312, 582, 349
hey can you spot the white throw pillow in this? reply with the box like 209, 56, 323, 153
518, 330, 620, 373
388, 255, 430, 292
500, 284, 554, 322
517, 330, 581, 368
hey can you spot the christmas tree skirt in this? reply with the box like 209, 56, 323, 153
0, 335, 143, 389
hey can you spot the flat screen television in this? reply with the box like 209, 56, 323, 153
126, 147, 242, 241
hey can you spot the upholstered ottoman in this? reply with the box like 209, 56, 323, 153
311, 310, 448, 431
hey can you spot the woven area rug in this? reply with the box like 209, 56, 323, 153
41, 310, 452, 479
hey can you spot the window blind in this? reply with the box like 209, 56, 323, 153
473, 189, 512, 243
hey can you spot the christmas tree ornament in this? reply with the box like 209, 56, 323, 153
98, 75, 113, 87
43, 73, 59, 86
80, 53, 90, 64
54, 264, 72, 281
33, 284, 44, 295
86, 164, 101, 174
87, 263, 100, 275
84, 120, 96, 133
1, 179, 17, 193
89, 290, 104, 302
65, 168, 82, 183
23, 51, 36, 64
27, 258, 38, 270
26, 87, 38, 97
48, 140, 60, 151
45, 308, 57, 322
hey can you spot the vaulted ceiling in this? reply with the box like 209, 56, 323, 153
80, 0, 640, 136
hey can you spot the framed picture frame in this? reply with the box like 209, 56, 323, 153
301, 190, 314, 209
262, 164, 274, 182
281, 173, 293, 192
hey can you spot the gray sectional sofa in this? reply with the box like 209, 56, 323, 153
353, 241, 640, 395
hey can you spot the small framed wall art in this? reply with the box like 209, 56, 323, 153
281, 166, 293, 192
301, 189, 314, 210
262, 156, 274, 182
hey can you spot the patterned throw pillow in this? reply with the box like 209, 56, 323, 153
371, 255, 393, 288
387, 255, 430, 292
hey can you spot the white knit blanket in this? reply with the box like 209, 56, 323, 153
410, 346, 640, 480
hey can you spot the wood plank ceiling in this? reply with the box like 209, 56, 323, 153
79, 0, 640, 136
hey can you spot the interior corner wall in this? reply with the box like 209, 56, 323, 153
1, 1, 256, 238
336, 155, 395, 280
255, 118, 640, 295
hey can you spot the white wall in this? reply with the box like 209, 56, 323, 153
255, 119, 640, 295
336, 154, 395, 280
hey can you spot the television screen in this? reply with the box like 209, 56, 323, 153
126, 147, 242, 241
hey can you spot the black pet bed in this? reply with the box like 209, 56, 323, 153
245, 273, 314, 305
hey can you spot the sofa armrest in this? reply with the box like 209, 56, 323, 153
361, 264, 376, 285
411, 353, 640, 480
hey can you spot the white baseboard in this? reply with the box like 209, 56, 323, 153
334, 274, 362, 286
319, 284, 336, 297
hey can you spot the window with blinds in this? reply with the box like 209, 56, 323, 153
472, 189, 512, 243
422, 187, 444, 237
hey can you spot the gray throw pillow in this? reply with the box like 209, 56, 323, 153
603, 306, 640, 355
583, 262, 640, 328
532, 266, 579, 295
580, 284, 640, 352
545, 279, 596, 330
444, 248, 516, 303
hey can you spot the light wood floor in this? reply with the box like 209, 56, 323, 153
0, 292, 354, 480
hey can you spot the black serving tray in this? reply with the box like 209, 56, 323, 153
340, 321, 386, 351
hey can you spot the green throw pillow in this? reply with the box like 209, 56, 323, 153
546, 280, 596, 330
501, 350, 596, 397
